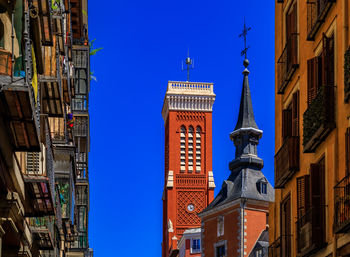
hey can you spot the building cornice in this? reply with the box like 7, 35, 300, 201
198, 198, 269, 219
162, 81, 216, 122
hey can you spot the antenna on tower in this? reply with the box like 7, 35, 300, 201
182, 49, 194, 82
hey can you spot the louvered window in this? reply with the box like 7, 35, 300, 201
195, 127, 201, 172
188, 127, 194, 172
282, 91, 299, 141
26, 152, 40, 175
180, 126, 186, 172
297, 175, 310, 219
307, 34, 334, 105
310, 159, 326, 246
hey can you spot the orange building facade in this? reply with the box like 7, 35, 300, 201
161, 81, 216, 257
271, 0, 350, 256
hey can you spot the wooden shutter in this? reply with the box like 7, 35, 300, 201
322, 34, 335, 87
282, 109, 292, 140
292, 91, 299, 136
346, 128, 350, 175
310, 161, 325, 246
307, 58, 318, 105
290, 3, 298, 65
297, 175, 310, 219
281, 196, 291, 236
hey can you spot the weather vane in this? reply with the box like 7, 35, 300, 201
182, 49, 194, 82
239, 19, 251, 59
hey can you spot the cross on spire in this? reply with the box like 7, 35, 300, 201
239, 19, 251, 59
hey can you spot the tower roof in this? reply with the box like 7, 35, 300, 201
199, 59, 274, 217
233, 59, 259, 132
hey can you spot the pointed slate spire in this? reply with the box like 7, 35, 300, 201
234, 59, 259, 131
229, 59, 263, 171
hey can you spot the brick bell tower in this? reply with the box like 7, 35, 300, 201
161, 79, 216, 257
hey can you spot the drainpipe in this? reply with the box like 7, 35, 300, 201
241, 199, 247, 257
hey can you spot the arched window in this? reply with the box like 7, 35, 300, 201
188, 126, 194, 172
180, 126, 186, 172
196, 127, 201, 172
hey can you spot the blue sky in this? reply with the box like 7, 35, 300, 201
87, 0, 275, 256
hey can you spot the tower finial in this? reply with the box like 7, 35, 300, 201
182, 49, 194, 82
239, 18, 251, 60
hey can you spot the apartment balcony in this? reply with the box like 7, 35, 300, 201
307, 0, 336, 41
275, 136, 300, 188
277, 34, 299, 94
303, 85, 335, 153
0, 75, 40, 151
21, 149, 55, 217
268, 235, 292, 257
296, 207, 326, 257
40, 76, 63, 117
28, 216, 54, 250
334, 174, 350, 233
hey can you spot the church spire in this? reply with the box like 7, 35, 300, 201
229, 59, 263, 171
233, 59, 259, 131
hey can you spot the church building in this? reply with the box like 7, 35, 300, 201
198, 59, 274, 257
161, 74, 216, 257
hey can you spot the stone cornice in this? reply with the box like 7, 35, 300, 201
162, 81, 216, 122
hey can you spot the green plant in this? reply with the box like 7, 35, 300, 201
89, 39, 102, 82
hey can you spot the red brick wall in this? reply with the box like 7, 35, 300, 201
201, 204, 268, 257
163, 110, 214, 257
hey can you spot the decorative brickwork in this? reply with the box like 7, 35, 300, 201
176, 190, 205, 226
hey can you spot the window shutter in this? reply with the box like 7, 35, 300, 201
307, 58, 318, 105
282, 109, 292, 140
322, 34, 335, 87
292, 91, 299, 136
310, 161, 325, 246
297, 175, 310, 219
346, 128, 350, 175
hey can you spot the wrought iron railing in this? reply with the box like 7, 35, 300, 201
303, 85, 335, 152
307, 0, 336, 41
275, 136, 299, 188
334, 174, 350, 233
28, 216, 55, 239
296, 206, 326, 255
277, 34, 299, 94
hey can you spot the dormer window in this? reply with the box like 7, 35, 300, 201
257, 178, 268, 194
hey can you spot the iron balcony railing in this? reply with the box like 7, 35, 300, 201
334, 174, 350, 233
303, 85, 335, 153
277, 34, 299, 94
296, 206, 326, 256
28, 216, 55, 250
268, 235, 292, 257
307, 0, 336, 41
275, 136, 300, 188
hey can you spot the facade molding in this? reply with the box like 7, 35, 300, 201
162, 81, 216, 122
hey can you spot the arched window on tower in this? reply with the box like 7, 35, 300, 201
188, 126, 194, 172
196, 127, 201, 172
180, 126, 186, 172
